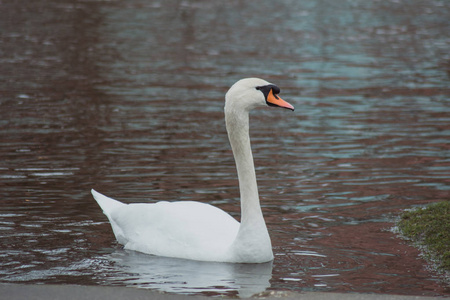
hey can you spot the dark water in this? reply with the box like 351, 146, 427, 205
1, 0, 449, 297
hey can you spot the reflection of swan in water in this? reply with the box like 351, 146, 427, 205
105, 249, 273, 297
92, 78, 294, 263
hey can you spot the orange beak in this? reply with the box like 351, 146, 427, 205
267, 89, 295, 111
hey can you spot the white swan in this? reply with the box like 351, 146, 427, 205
92, 78, 294, 263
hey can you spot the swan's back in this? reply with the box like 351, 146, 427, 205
91, 189, 240, 261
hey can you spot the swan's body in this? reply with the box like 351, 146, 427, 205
92, 78, 294, 263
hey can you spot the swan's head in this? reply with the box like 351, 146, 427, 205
225, 78, 294, 112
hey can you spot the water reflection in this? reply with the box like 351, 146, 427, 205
104, 250, 272, 297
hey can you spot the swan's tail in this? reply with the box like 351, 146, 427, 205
91, 189, 128, 245
91, 189, 125, 216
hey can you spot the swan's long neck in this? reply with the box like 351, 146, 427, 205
224, 103, 273, 262
225, 107, 262, 225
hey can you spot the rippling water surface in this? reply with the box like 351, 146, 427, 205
1, 0, 449, 297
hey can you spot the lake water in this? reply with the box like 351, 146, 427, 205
0, 0, 449, 297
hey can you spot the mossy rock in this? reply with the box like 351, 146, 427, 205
397, 201, 450, 271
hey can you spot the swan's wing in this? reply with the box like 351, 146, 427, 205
108, 201, 240, 261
